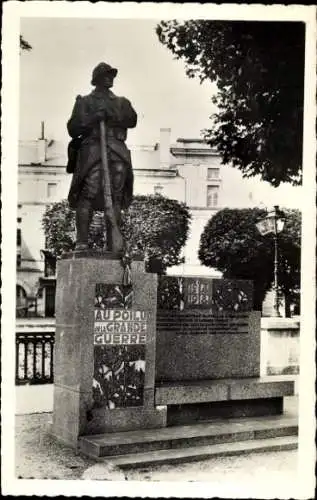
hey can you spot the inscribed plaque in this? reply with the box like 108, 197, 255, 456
183, 278, 213, 309
93, 283, 147, 409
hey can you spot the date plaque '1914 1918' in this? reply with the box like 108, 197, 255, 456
157, 277, 254, 335
92, 283, 149, 410
183, 277, 253, 312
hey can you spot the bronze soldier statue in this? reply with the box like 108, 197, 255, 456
67, 62, 137, 252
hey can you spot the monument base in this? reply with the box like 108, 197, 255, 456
84, 406, 167, 435
78, 395, 297, 461
52, 252, 165, 448
166, 398, 283, 426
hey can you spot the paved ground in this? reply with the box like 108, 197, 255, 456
15, 413, 96, 480
125, 448, 298, 483
16, 385, 54, 415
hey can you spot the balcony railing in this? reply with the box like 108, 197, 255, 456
15, 331, 55, 385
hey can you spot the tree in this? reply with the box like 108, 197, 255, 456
121, 195, 191, 273
198, 208, 301, 314
20, 35, 32, 51
156, 21, 305, 187
42, 195, 191, 273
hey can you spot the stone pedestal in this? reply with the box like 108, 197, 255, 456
260, 317, 300, 376
52, 268, 295, 453
51, 252, 166, 448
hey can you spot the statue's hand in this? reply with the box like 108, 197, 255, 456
95, 109, 107, 122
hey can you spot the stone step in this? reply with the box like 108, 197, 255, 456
79, 414, 298, 458
155, 377, 295, 406
108, 435, 298, 469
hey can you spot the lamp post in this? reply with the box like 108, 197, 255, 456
256, 205, 285, 317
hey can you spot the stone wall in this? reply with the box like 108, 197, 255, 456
260, 317, 300, 376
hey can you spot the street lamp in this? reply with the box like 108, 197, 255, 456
256, 205, 286, 317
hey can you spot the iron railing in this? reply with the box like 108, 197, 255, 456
15, 331, 55, 385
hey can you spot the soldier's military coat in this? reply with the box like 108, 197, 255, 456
67, 89, 137, 210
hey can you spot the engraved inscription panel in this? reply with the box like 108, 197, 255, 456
157, 310, 249, 335
93, 284, 147, 409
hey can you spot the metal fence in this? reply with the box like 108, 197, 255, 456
15, 331, 55, 385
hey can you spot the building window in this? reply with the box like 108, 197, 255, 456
16, 284, 27, 317
207, 185, 219, 208
47, 182, 57, 198
17, 217, 22, 223
44, 255, 56, 277
17, 254, 21, 268
17, 228, 21, 247
42, 250, 57, 277
207, 168, 220, 180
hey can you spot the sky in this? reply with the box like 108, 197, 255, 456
19, 18, 217, 145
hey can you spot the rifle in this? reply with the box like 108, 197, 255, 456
99, 120, 124, 253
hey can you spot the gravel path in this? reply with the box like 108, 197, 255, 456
125, 449, 298, 483
15, 413, 96, 480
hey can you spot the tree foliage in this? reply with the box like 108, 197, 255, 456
42, 195, 191, 273
42, 200, 76, 258
156, 21, 305, 187
199, 208, 301, 312
121, 195, 191, 273
20, 35, 32, 51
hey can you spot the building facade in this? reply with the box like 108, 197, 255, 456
17, 127, 258, 317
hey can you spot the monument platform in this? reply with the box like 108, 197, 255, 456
155, 377, 294, 405
78, 403, 298, 463
155, 376, 295, 425
52, 260, 296, 461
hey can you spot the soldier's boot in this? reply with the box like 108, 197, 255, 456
75, 198, 93, 251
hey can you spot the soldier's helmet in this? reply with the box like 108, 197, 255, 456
91, 62, 118, 85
